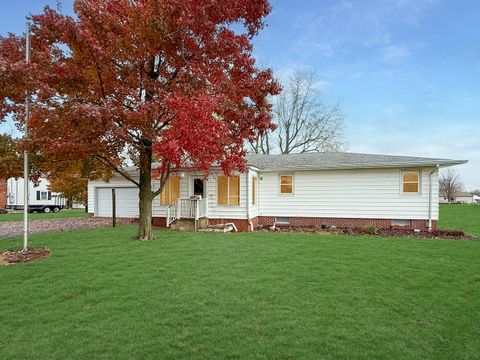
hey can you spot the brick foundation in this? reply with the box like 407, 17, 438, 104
257, 216, 436, 231
152, 217, 166, 227
149, 216, 436, 232
0, 179, 7, 211
152, 217, 256, 232
207, 218, 252, 232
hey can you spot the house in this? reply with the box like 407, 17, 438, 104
0, 178, 7, 212
87, 152, 467, 231
439, 191, 478, 204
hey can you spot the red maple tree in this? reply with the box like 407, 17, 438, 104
0, 0, 280, 240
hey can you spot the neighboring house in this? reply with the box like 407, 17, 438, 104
440, 192, 477, 204
0, 178, 7, 211
88, 152, 467, 231
7, 177, 67, 212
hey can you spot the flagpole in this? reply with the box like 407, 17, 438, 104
23, 20, 30, 251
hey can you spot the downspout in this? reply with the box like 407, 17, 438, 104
428, 164, 440, 231
246, 168, 253, 232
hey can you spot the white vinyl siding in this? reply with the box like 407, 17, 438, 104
257, 168, 439, 220
88, 167, 439, 222
152, 176, 188, 218
247, 170, 259, 218
152, 170, 248, 219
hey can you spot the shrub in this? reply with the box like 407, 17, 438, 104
363, 224, 379, 235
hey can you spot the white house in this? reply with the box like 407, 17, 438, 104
439, 192, 478, 204
88, 152, 467, 231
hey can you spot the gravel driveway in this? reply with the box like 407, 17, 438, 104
0, 218, 124, 239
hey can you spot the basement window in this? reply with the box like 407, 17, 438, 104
275, 217, 290, 225
392, 219, 411, 227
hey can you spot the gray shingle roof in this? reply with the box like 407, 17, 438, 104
246, 152, 467, 171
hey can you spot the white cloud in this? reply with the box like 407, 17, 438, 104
290, 0, 436, 59
347, 117, 480, 189
384, 104, 407, 115
382, 45, 410, 62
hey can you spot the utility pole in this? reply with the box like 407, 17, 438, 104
23, 20, 30, 251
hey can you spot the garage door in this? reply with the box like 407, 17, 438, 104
96, 187, 139, 218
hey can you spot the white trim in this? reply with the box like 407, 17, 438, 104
400, 169, 421, 196
278, 173, 294, 196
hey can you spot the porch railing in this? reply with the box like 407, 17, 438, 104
166, 197, 208, 227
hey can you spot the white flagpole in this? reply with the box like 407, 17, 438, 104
23, 20, 30, 251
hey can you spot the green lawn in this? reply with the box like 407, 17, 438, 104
438, 204, 480, 236
1, 225, 479, 359
0, 208, 87, 222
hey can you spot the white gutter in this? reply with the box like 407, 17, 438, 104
246, 168, 253, 231
428, 164, 440, 231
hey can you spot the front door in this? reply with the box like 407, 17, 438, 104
193, 178, 205, 198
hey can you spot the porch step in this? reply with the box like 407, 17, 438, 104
170, 217, 209, 231
198, 223, 238, 233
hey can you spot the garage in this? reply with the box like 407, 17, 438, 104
95, 187, 139, 218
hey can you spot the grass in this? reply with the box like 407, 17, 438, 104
1, 224, 479, 359
438, 204, 480, 236
0, 208, 87, 222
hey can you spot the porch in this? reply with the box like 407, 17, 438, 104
166, 197, 208, 230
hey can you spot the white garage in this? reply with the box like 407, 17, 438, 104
95, 187, 139, 218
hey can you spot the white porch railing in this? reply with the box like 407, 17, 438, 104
166, 197, 208, 227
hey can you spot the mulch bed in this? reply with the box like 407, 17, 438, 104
255, 224, 475, 240
0, 247, 51, 266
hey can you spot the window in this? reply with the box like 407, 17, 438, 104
252, 176, 257, 205
402, 171, 419, 193
275, 217, 290, 224
392, 219, 411, 226
160, 176, 180, 205
280, 175, 293, 194
217, 175, 240, 206
36, 191, 49, 201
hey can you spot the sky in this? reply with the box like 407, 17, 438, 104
0, 0, 479, 189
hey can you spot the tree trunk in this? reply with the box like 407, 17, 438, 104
137, 144, 154, 240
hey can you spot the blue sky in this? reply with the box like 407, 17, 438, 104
1, 0, 479, 188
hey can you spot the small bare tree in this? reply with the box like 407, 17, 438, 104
250, 71, 345, 154
440, 169, 465, 204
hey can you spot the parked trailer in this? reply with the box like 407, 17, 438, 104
6, 178, 67, 213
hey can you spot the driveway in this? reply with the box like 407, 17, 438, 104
0, 217, 122, 239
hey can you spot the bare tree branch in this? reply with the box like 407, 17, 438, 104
440, 169, 465, 204
249, 71, 345, 154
